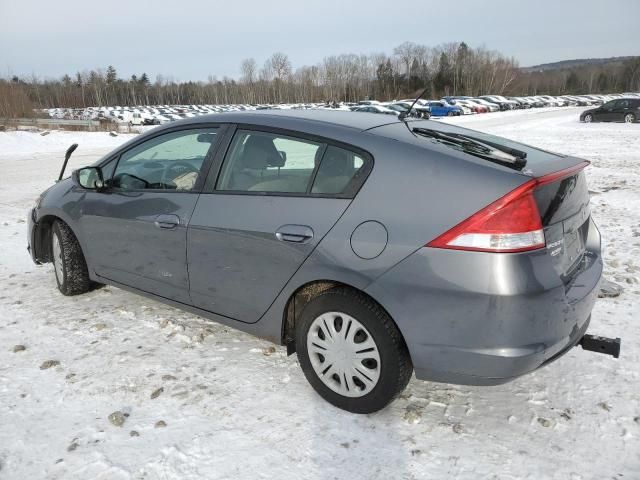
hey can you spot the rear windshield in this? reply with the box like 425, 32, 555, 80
373, 122, 566, 159
367, 121, 570, 174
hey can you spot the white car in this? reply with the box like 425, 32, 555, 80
471, 98, 500, 112
154, 115, 172, 124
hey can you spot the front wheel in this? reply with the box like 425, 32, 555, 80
295, 288, 412, 413
51, 221, 91, 296
624, 113, 635, 123
583, 113, 593, 123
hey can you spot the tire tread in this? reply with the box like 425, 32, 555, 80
53, 220, 91, 296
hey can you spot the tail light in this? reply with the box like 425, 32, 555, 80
427, 162, 589, 253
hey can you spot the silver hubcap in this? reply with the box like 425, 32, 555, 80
585, 115, 592, 123
52, 232, 63, 284
307, 312, 381, 398
625, 114, 633, 123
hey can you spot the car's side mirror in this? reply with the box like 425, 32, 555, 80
278, 150, 287, 162
73, 166, 105, 191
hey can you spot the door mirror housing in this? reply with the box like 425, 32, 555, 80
73, 166, 105, 190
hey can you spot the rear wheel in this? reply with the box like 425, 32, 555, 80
295, 287, 412, 413
584, 113, 593, 123
51, 221, 91, 296
624, 113, 635, 123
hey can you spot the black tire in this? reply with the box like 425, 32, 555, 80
295, 287, 412, 414
51, 220, 91, 296
583, 113, 593, 123
624, 113, 635, 123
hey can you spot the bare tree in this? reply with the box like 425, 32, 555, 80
2, 42, 634, 114
394, 41, 417, 87
240, 58, 257, 103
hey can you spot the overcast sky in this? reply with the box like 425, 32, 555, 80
1, 0, 637, 81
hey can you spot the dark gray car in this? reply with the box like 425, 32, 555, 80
28, 110, 610, 413
580, 97, 640, 123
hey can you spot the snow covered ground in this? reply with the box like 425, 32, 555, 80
0, 108, 638, 479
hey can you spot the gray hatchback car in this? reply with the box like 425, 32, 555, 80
28, 110, 608, 413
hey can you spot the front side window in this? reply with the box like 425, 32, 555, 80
216, 131, 321, 193
111, 128, 218, 190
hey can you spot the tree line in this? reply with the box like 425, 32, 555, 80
1, 41, 639, 117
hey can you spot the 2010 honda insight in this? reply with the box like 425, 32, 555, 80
28, 110, 606, 413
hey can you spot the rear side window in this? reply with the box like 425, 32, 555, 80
216, 131, 321, 193
312, 145, 365, 194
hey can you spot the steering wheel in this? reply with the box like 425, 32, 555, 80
161, 161, 200, 186
113, 173, 150, 189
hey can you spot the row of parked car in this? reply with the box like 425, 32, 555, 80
348, 92, 640, 118
41, 92, 639, 125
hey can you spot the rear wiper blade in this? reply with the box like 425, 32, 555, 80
412, 127, 527, 170
453, 132, 527, 160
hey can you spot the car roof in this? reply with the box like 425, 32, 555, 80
160, 109, 402, 133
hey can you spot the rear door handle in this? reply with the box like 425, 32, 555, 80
275, 224, 314, 243
154, 214, 180, 229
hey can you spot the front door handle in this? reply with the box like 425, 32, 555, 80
155, 214, 180, 229
275, 224, 314, 243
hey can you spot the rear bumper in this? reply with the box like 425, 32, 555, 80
366, 218, 602, 385
410, 314, 591, 386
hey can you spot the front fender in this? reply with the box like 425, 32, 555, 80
31, 179, 88, 264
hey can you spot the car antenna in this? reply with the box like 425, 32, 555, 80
398, 86, 430, 122
58, 143, 79, 182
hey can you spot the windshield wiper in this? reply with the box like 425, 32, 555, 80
412, 127, 527, 170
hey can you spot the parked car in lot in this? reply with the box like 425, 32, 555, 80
507, 97, 531, 109
449, 99, 480, 113
350, 105, 399, 115
28, 110, 612, 413
384, 101, 431, 119
478, 95, 518, 110
470, 98, 501, 112
457, 98, 489, 113
562, 95, 591, 106
580, 98, 640, 123
424, 101, 462, 116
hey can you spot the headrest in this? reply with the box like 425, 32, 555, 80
240, 135, 284, 169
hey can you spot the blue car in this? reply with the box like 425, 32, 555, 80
425, 101, 463, 117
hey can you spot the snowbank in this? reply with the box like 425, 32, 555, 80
0, 130, 136, 156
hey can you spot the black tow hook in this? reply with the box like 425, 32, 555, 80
579, 334, 621, 358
